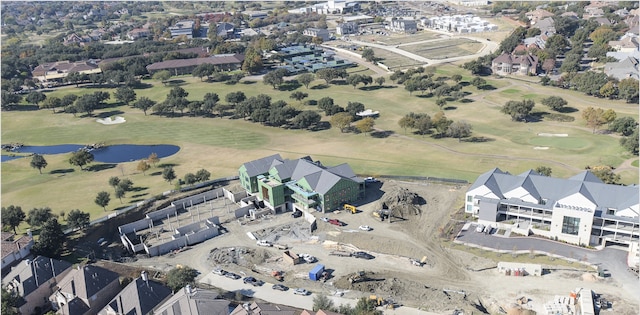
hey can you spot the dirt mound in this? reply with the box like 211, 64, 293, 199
333, 271, 486, 314
582, 273, 598, 282
208, 246, 272, 268
378, 185, 425, 219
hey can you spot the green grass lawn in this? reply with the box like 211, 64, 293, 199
632, 159, 639, 167
2, 65, 637, 231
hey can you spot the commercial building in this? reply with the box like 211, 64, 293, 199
466, 168, 639, 249
169, 21, 194, 39
336, 22, 359, 35
303, 28, 330, 41
145, 53, 245, 75
239, 154, 365, 213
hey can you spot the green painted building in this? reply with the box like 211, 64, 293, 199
239, 155, 365, 213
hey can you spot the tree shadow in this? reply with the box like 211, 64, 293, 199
462, 136, 495, 143
332, 80, 348, 85
526, 113, 544, 122
130, 186, 148, 192
86, 163, 117, 172
166, 79, 186, 85
459, 82, 470, 87
444, 106, 457, 110
371, 130, 394, 138
416, 93, 434, 98
278, 80, 301, 91
310, 84, 329, 90
97, 110, 125, 118
50, 168, 75, 174
459, 98, 474, 103
157, 163, 179, 168
8, 105, 39, 111
114, 205, 130, 211
150, 171, 162, 176
242, 80, 257, 85
132, 83, 154, 89
478, 85, 496, 90
131, 192, 149, 198
556, 106, 578, 113
311, 121, 331, 131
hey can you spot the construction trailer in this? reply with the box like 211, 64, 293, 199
309, 264, 325, 281
283, 250, 301, 265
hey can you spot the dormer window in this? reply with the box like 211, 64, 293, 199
607, 208, 616, 215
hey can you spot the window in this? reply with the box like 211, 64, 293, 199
607, 208, 616, 215
466, 205, 473, 212
561, 216, 580, 235
467, 195, 473, 202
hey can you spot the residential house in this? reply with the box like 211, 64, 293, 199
625, 14, 639, 35
525, 8, 553, 25
466, 168, 639, 248
98, 272, 171, 315
604, 56, 639, 80
336, 22, 358, 36
303, 28, 330, 41
533, 17, 556, 35
389, 19, 417, 34
127, 28, 151, 40
152, 286, 229, 315
608, 34, 640, 53
584, 7, 604, 19
491, 53, 540, 75
63, 33, 93, 46
593, 17, 612, 26
238, 155, 364, 213
230, 301, 298, 315
1, 232, 33, 271
301, 310, 343, 315
50, 264, 121, 315
169, 21, 194, 39
448, 0, 489, 6
2, 256, 72, 315
216, 22, 235, 39
145, 53, 245, 75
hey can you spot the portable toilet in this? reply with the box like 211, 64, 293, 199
309, 264, 325, 281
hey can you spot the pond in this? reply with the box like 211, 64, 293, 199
2, 144, 180, 163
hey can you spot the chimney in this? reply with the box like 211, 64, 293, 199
141, 271, 149, 287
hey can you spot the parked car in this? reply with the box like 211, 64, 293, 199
225, 272, 241, 280
256, 240, 273, 247
328, 219, 344, 226
243, 277, 264, 287
292, 210, 302, 218
272, 284, 289, 291
293, 288, 310, 295
475, 224, 485, 233
212, 268, 227, 276
364, 177, 379, 184
359, 225, 372, 231
300, 253, 317, 263
320, 217, 329, 222
352, 251, 375, 260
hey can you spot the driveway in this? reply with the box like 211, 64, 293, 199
457, 224, 640, 298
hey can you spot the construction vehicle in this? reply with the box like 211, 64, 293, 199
370, 295, 384, 306
373, 210, 389, 221
343, 204, 357, 214
273, 244, 289, 250
348, 271, 367, 284
271, 270, 284, 282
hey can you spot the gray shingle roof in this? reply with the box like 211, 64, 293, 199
2, 256, 72, 297
242, 154, 283, 177
153, 287, 229, 315
57, 265, 119, 300
99, 277, 171, 315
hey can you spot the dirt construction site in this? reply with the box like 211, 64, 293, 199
125, 180, 639, 315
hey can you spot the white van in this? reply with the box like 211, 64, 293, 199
475, 224, 485, 233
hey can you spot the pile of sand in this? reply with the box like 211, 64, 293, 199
582, 273, 598, 282
378, 186, 425, 218
96, 116, 126, 125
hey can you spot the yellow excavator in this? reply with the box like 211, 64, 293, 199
343, 204, 357, 214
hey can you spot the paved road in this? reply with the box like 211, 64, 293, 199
457, 224, 640, 299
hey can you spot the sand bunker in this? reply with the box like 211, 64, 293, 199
537, 133, 568, 137
96, 116, 126, 125
534, 147, 550, 150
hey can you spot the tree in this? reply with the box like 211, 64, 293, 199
589, 26, 617, 45
316, 68, 342, 85
346, 101, 365, 118
534, 166, 552, 176
148, 152, 160, 167
331, 112, 353, 132
108, 176, 121, 192
620, 127, 639, 155
30, 154, 48, 174
416, 116, 432, 136
152, 70, 171, 86
582, 107, 612, 133
398, 116, 413, 134
32, 218, 65, 258
289, 91, 308, 103
501, 100, 535, 121
586, 166, 620, 185
354, 297, 382, 315
27, 207, 55, 228
133, 97, 155, 116
184, 173, 198, 186
166, 266, 198, 292
375, 77, 385, 86
225, 91, 247, 108
347, 74, 363, 89
242, 47, 263, 74
541, 96, 567, 111
297, 73, 315, 89
446, 121, 472, 141
609, 117, 637, 136
355, 117, 375, 135
291, 111, 321, 129
163, 166, 177, 184
618, 78, 639, 103
362, 48, 376, 62
1, 90, 22, 110
115, 187, 126, 203
74, 94, 98, 116
2, 287, 19, 315
95, 191, 111, 211
451, 74, 463, 83
118, 178, 134, 192
114, 86, 136, 105
312, 294, 335, 312
1, 205, 25, 234
69, 150, 94, 170
318, 97, 334, 111
41, 96, 62, 113
26, 91, 46, 105
202, 93, 220, 116
137, 160, 151, 175
195, 169, 211, 182
66, 209, 90, 230
471, 77, 486, 88
263, 68, 288, 89
435, 98, 447, 109
432, 111, 452, 136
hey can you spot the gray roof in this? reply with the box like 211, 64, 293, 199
604, 56, 639, 80
230, 301, 298, 315
242, 154, 283, 177
99, 277, 171, 315
62, 296, 91, 315
57, 265, 120, 300
2, 256, 72, 297
153, 286, 229, 315
468, 168, 639, 217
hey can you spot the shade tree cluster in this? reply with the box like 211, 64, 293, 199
398, 111, 472, 141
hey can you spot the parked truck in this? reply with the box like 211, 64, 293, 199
330, 250, 352, 257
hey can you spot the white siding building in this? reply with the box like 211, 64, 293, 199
466, 168, 639, 249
